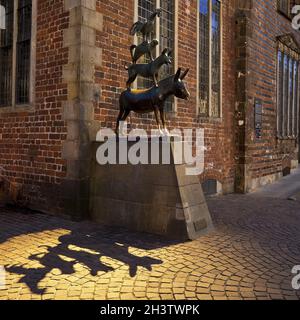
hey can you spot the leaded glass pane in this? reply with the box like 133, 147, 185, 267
277, 0, 291, 17
288, 57, 294, 136
211, 0, 221, 118
16, 0, 32, 104
137, 0, 156, 89
198, 0, 209, 116
292, 60, 297, 136
277, 50, 283, 136
159, 0, 174, 111
283, 54, 289, 136
0, 0, 13, 107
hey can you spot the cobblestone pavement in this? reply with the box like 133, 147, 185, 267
0, 193, 300, 300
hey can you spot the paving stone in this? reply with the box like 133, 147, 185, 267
0, 193, 300, 300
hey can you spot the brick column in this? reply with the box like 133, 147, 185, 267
235, 0, 253, 193
62, 0, 103, 220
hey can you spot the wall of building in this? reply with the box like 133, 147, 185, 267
236, 0, 300, 192
0, 0, 69, 213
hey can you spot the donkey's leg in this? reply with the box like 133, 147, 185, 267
118, 109, 130, 136
154, 106, 162, 133
159, 108, 166, 128
121, 109, 130, 121
115, 109, 125, 135
159, 108, 169, 135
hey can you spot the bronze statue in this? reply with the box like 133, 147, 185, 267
130, 8, 162, 41
125, 48, 172, 89
116, 68, 190, 134
116, 8, 190, 134
130, 39, 159, 64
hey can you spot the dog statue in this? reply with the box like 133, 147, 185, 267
125, 48, 172, 89
130, 39, 159, 64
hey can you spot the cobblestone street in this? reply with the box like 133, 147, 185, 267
0, 192, 300, 300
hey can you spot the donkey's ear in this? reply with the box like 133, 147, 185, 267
180, 68, 189, 80
162, 48, 168, 55
174, 68, 182, 82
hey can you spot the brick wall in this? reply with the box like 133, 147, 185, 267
0, 0, 69, 213
236, 0, 300, 192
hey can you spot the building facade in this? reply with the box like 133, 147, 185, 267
0, 0, 299, 219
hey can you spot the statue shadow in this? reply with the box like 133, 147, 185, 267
5, 227, 170, 295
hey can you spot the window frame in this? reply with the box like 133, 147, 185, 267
133, 0, 178, 113
277, 0, 300, 20
277, 0, 292, 19
0, 0, 36, 112
276, 41, 300, 139
196, 0, 223, 119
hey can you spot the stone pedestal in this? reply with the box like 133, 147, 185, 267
90, 138, 213, 240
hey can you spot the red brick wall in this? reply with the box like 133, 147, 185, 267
0, 0, 69, 212
244, 0, 300, 182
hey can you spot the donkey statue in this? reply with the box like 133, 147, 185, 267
125, 48, 172, 89
116, 68, 190, 135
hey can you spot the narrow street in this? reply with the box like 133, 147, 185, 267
0, 171, 300, 300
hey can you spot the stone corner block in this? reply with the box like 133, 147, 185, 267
62, 100, 94, 121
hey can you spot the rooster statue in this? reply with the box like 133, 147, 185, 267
130, 8, 162, 41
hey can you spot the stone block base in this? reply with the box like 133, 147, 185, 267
90, 139, 213, 240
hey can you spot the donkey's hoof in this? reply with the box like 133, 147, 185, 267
162, 128, 170, 136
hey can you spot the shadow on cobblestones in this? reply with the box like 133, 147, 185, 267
1, 207, 168, 295
6, 231, 164, 294
1, 195, 300, 300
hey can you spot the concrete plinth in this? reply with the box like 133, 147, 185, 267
90, 138, 213, 240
